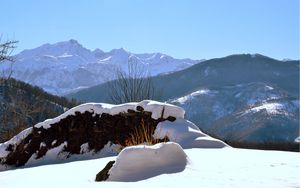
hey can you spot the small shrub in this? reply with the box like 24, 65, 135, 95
122, 118, 169, 149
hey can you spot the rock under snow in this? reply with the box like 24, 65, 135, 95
106, 142, 188, 182
0, 100, 226, 171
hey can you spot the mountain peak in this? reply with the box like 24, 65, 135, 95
110, 48, 129, 54
69, 39, 79, 44
53, 39, 83, 48
93, 48, 105, 58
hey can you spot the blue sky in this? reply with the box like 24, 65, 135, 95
1, 0, 299, 60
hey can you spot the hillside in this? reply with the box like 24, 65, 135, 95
0, 78, 77, 143
68, 54, 299, 102
156, 54, 298, 100
67, 54, 300, 150
171, 83, 299, 150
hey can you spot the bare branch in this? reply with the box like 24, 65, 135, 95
0, 38, 18, 62
0, 38, 18, 79
107, 61, 158, 104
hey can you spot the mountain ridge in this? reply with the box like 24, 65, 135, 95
0, 39, 200, 95
67, 54, 299, 102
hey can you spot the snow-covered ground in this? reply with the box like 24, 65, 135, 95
0, 147, 299, 188
0, 100, 298, 187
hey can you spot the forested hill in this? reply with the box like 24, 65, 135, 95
67, 54, 299, 102
0, 78, 78, 143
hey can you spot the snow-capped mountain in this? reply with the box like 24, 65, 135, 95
0, 39, 200, 95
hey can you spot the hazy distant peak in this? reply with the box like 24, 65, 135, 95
92, 48, 105, 58
51, 39, 86, 50
109, 48, 130, 55
93, 48, 104, 53
16, 39, 95, 61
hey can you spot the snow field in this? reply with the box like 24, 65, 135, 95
0, 148, 299, 188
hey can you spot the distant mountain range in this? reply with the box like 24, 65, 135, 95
0, 39, 200, 95
67, 54, 300, 150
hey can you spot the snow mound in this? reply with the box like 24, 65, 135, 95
107, 142, 187, 182
154, 119, 227, 148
